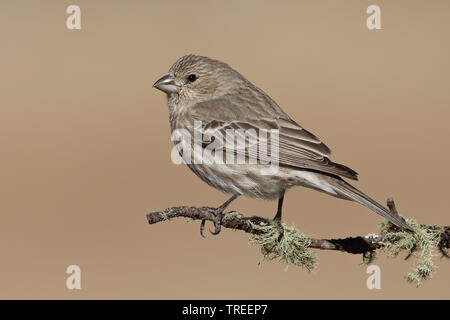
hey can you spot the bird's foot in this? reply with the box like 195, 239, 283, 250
199, 194, 239, 238
200, 207, 224, 237
273, 217, 284, 241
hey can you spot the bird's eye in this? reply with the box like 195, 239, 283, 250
187, 74, 197, 82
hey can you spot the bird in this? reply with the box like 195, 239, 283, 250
153, 54, 413, 237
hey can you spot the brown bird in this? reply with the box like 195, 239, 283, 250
153, 54, 413, 237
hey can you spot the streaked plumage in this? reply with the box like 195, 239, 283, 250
154, 54, 413, 232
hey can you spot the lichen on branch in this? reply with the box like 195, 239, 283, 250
146, 198, 449, 285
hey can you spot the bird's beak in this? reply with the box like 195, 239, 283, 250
153, 74, 179, 94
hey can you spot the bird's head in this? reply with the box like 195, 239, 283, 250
153, 55, 243, 104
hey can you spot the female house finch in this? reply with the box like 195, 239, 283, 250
153, 55, 413, 237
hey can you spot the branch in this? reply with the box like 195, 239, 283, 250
147, 198, 449, 285
146, 199, 450, 255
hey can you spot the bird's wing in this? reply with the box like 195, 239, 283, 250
187, 97, 358, 180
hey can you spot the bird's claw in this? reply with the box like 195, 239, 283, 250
198, 194, 238, 238
200, 219, 207, 238
199, 209, 223, 237
209, 218, 222, 235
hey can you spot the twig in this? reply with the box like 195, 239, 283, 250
146, 199, 449, 255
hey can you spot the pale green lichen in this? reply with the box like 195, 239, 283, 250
248, 218, 316, 271
222, 211, 242, 222
379, 217, 444, 286
158, 213, 169, 221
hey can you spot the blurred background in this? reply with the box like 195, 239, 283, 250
0, 0, 449, 299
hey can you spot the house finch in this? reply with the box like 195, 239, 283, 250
153, 54, 413, 237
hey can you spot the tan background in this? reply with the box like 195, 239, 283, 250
0, 0, 449, 299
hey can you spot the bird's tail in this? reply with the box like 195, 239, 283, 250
326, 176, 414, 232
